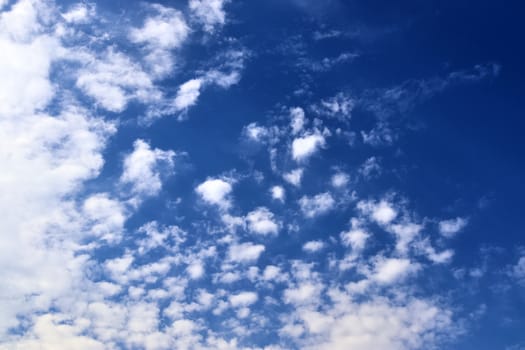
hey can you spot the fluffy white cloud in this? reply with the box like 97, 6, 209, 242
298, 297, 453, 350
270, 185, 285, 202
129, 5, 189, 50
83, 193, 126, 243
358, 199, 397, 225
331, 172, 349, 188
195, 177, 232, 209
189, 0, 229, 32
229, 291, 258, 307
246, 207, 279, 235
359, 156, 381, 178
372, 258, 418, 285
187, 261, 205, 279
0, 1, 119, 337
292, 133, 326, 162
511, 256, 525, 285
61, 3, 95, 24
76, 49, 161, 112
283, 283, 322, 305
262, 265, 282, 281
387, 222, 422, 254
303, 240, 325, 253
173, 78, 203, 112
438, 217, 468, 238
227, 242, 265, 263
120, 139, 175, 201
290, 107, 305, 135
245, 122, 269, 142
283, 168, 304, 187
299, 192, 335, 218
129, 4, 189, 77
340, 228, 369, 252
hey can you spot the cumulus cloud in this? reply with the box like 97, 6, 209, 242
283, 168, 304, 187
270, 185, 285, 202
129, 5, 189, 50
292, 133, 326, 162
227, 242, 265, 263
357, 199, 398, 225
246, 207, 279, 235
290, 107, 306, 135
61, 3, 95, 24
299, 192, 335, 218
129, 4, 189, 77
120, 139, 175, 202
76, 48, 161, 112
438, 217, 468, 238
303, 240, 325, 253
510, 256, 525, 285
331, 172, 349, 188
229, 291, 258, 307
195, 177, 233, 210
372, 257, 418, 285
189, 0, 229, 32
173, 78, 203, 112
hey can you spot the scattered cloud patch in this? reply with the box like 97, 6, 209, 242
292, 133, 326, 162
299, 192, 335, 218
195, 177, 233, 210
246, 207, 279, 235
439, 217, 468, 238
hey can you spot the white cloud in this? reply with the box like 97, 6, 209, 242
227, 242, 265, 263
195, 177, 232, 210
372, 258, 418, 285
244, 122, 269, 142
315, 92, 354, 120
270, 185, 285, 202
0, 6, 117, 332
173, 78, 203, 112
189, 0, 229, 32
303, 240, 325, 253
438, 217, 468, 238
299, 192, 335, 218
283, 283, 322, 305
262, 265, 282, 281
129, 4, 189, 77
61, 3, 95, 24
331, 172, 349, 188
511, 256, 525, 285
283, 168, 304, 187
290, 107, 305, 135
359, 156, 381, 178
298, 297, 453, 350
83, 193, 126, 243
4, 314, 106, 350
0, 22, 58, 116
419, 241, 454, 264
340, 228, 369, 252
292, 133, 326, 162
129, 5, 189, 50
357, 199, 397, 225
120, 139, 175, 201
387, 222, 422, 254
246, 207, 279, 235
187, 261, 205, 279
229, 291, 258, 307
76, 49, 161, 112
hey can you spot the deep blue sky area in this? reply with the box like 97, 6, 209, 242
1, 0, 524, 349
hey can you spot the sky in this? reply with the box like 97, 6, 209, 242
0, 0, 524, 349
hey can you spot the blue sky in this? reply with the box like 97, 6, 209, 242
0, 0, 524, 349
